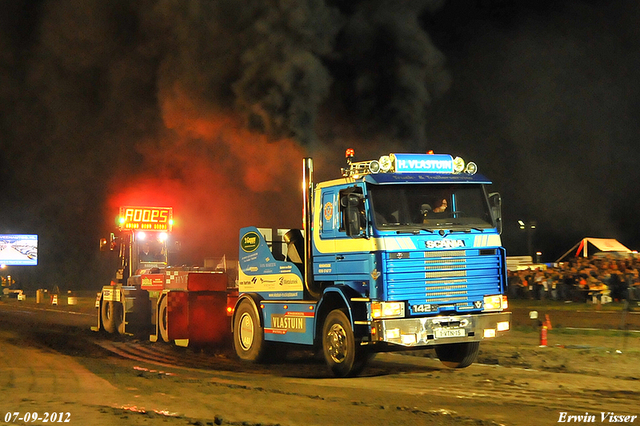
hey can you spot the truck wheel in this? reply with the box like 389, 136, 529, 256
322, 309, 368, 377
233, 300, 267, 362
101, 299, 123, 334
158, 295, 169, 342
435, 341, 480, 368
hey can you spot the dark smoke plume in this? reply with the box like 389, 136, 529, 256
329, 0, 450, 142
0, 0, 450, 288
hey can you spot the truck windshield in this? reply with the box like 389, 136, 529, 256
138, 239, 167, 264
368, 183, 494, 231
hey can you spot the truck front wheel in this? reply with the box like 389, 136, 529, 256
233, 300, 267, 362
322, 309, 369, 377
101, 299, 123, 334
435, 341, 480, 368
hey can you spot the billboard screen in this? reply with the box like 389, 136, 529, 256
0, 234, 38, 266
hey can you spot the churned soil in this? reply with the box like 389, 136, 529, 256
0, 297, 638, 426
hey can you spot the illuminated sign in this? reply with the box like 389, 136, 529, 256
118, 206, 173, 231
392, 154, 454, 174
0, 234, 38, 266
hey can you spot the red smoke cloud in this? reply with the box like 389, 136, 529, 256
107, 86, 307, 264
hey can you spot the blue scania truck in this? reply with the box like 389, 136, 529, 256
233, 150, 511, 377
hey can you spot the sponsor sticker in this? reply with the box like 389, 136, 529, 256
270, 314, 307, 333
324, 202, 333, 221
141, 274, 164, 290
241, 231, 261, 253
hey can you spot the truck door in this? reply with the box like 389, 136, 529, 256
314, 185, 374, 290
335, 186, 374, 288
314, 190, 337, 278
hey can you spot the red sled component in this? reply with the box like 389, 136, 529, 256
185, 272, 227, 292
163, 271, 228, 292
153, 273, 231, 346
156, 290, 229, 345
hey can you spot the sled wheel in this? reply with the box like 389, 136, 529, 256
435, 341, 480, 368
101, 298, 123, 334
158, 295, 169, 342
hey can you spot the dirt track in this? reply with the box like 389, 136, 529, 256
0, 299, 639, 426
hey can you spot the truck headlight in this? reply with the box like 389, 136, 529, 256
483, 295, 505, 312
371, 301, 405, 319
497, 321, 510, 331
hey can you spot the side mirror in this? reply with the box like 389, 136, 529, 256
488, 192, 503, 234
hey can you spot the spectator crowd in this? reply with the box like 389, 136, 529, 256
507, 254, 640, 304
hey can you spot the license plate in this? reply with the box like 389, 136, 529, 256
434, 328, 466, 339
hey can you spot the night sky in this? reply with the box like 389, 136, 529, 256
1, 0, 639, 290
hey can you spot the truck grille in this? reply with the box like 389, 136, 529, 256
384, 249, 503, 314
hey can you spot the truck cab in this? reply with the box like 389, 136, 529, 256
235, 151, 511, 377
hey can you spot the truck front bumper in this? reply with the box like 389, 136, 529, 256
371, 311, 511, 347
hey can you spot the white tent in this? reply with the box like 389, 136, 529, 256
556, 238, 632, 262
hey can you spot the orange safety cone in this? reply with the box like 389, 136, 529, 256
539, 325, 548, 347
545, 314, 552, 330
51, 294, 58, 306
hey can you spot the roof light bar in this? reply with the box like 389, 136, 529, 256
341, 151, 478, 177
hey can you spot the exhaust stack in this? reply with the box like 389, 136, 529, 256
302, 158, 320, 299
